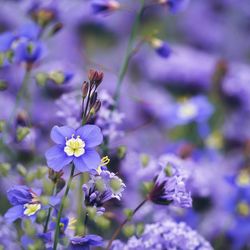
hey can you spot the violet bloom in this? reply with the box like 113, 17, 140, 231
149, 155, 192, 208
70, 234, 103, 250
83, 168, 125, 214
111, 219, 213, 250
45, 125, 103, 172
150, 38, 171, 58
4, 185, 41, 223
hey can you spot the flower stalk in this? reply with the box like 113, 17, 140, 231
106, 198, 148, 250
53, 165, 75, 250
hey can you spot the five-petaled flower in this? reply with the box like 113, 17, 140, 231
45, 125, 103, 172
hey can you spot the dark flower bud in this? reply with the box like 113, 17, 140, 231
93, 100, 101, 113
48, 168, 63, 183
56, 178, 66, 194
16, 111, 29, 126
82, 81, 89, 98
88, 69, 104, 87
90, 92, 98, 107
50, 22, 63, 36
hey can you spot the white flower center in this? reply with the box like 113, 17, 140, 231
178, 102, 198, 119
64, 135, 85, 157
23, 203, 41, 216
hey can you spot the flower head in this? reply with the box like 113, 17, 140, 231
45, 125, 103, 172
149, 155, 192, 208
111, 219, 213, 250
70, 234, 103, 250
4, 185, 41, 223
83, 168, 125, 214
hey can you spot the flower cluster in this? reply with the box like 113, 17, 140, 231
111, 219, 212, 250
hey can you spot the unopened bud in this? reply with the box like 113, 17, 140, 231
0, 80, 8, 91
16, 126, 30, 142
93, 100, 101, 113
50, 22, 63, 36
90, 92, 98, 107
82, 81, 89, 98
88, 69, 104, 87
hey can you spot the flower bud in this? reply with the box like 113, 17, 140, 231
88, 69, 104, 87
50, 22, 63, 36
16, 126, 30, 142
0, 80, 8, 91
90, 92, 98, 107
82, 81, 89, 98
150, 38, 171, 58
93, 100, 101, 113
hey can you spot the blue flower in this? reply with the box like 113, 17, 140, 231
150, 38, 172, 58
45, 125, 103, 172
70, 234, 103, 250
4, 185, 41, 223
91, 0, 120, 14
149, 155, 192, 208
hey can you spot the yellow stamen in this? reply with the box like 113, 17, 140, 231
237, 201, 250, 216
97, 156, 110, 174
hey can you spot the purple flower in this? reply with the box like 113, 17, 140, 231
83, 169, 125, 214
149, 155, 192, 208
91, 0, 120, 14
4, 185, 41, 223
45, 125, 103, 172
150, 38, 172, 58
111, 219, 213, 250
70, 234, 103, 250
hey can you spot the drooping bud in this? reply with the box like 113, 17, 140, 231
88, 69, 104, 87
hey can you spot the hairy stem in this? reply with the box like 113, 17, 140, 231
53, 165, 75, 250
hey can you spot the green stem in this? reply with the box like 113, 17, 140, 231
106, 199, 148, 250
43, 183, 57, 233
113, 0, 145, 105
53, 165, 75, 250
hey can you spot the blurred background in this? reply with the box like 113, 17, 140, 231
1, 0, 250, 249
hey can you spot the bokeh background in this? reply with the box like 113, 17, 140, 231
1, 0, 250, 249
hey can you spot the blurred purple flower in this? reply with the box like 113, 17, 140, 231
149, 154, 192, 207
70, 234, 103, 250
112, 219, 212, 250
45, 125, 103, 172
91, 0, 120, 14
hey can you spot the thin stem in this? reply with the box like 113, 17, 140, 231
83, 212, 89, 235
106, 199, 148, 250
53, 165, 75, 250
43, 183, 57, 233
113, 0, 145, 105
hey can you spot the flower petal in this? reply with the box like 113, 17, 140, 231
45, 145, 73, 172
76, 125, 103, 148
4, 205, 24, 223
50, 126, 75, 145
73, 149, 101, 172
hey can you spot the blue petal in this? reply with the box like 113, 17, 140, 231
73, 149, 101, 172
7, 185, 32, 205
19, 22, 41, 40
76, 125, 103, 148
4, 205, 24, 223
45, 145, 73, 171
50, 126, 75, 145
0, 32, 15, 52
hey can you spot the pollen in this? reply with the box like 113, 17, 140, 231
237, 201, 250, 216
236, 170, 250, 187
178, 102, 198, 119
64, 135, 85, 157
23, 203, 41, 216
